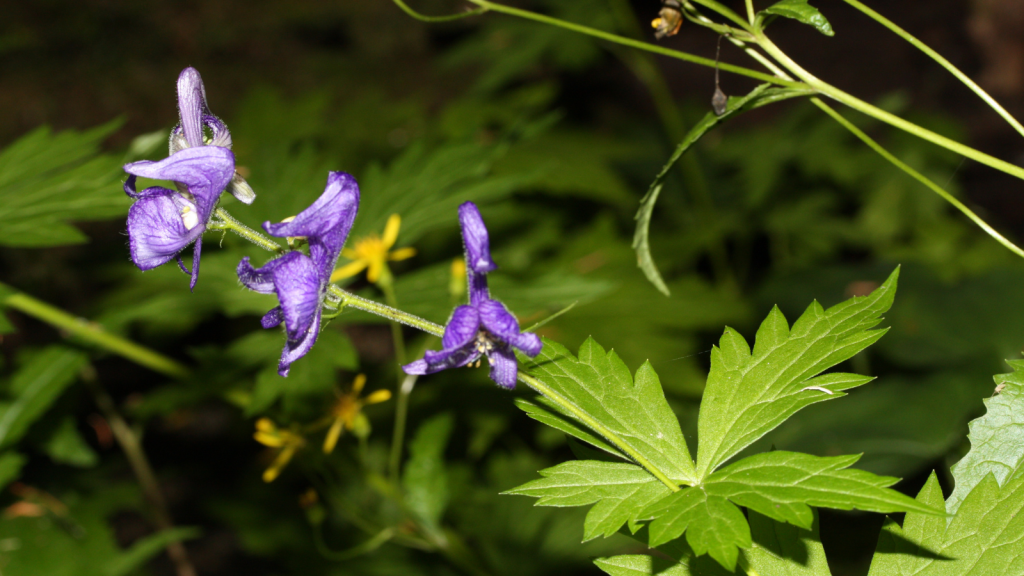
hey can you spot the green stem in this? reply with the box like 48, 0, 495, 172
379, 277, 407, 367
388, 374, 417, 486
463, 0, 803, 87
812, 98, 1024, 258
1, 289, 189, 378
390, 0, 487, 22
313, 526, 394, 561
688, 0, 753, 31
756, 35, 1024, 182
211, 208, 285, 254
516, 372, 681, 493
328, 285, 445, 337
745, 0, 756, 24
842, 0, 1024, 140
84, 368, 196, 576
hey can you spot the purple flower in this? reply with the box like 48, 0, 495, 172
403, 202, 542, 389
122, 67, 249, 289
237, 172, 360, 377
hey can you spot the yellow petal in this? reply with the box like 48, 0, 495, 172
330, 260, 368, 283
323, 417, 345, 454
388, 247, 417, 262
254, 431, 284, 447
263, 445, 297, 483
382, 214, 402, 249
255, 418, 276, 433
352, 374, 367, 394
341, 248, 358, 259
364, 389, 392, 405
367, 258, 385, 283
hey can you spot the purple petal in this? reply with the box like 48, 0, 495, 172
443, 305, 481, 349
459, 202, 497, 274
124, 146, 235, 221
487, 346, 518, 389
402, 359, 431, 375
510, 331, 542, 357
188, 236, 202, 291
261, 306, 284, 329
127, 189, 203, 270
476, 298, 521, 341
237, 256, 276, 294
406, 343, 481, 373
177, 67, 207, 149
279, 308, 322, 377
264, 171, 359, 279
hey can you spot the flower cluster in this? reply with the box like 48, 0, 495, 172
122, 68, 542, 388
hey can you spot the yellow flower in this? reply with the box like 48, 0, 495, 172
330, 214, 416, 284
253, 418, 306, 483
449, 258, 466, 300
323, 374, 392, 454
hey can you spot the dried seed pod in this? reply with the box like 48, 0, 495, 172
652, 0, 684, 40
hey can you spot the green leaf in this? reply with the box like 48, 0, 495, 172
104, 527, 202, 576
695, 268, 898, 479
705, 451, 944, 529
0, 346, 87, 450
42, 417, 99, 468
0, 121, 129, 247
505, 460, 673, 540
641, 488, 751, 571
522, 338, 695, 483
515, 398, 627, 460
761, 0, 834, 36
867, 471, 1024, 575
403, 412, 454, 532
596, 510, 831, 575
633, 84, 812, 295
947, 360, 1024, 513
0, 451, 27, 491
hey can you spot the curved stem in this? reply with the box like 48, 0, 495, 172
2, 288, 190, 378
842, 0, 1024, 140
812, 97, 1024, 259
390, 0, 488, 22
211, 208, 285, 254
388, 374, 417, 485
463, 0, 805, 88
328, 285, 445, 337
516, 372, 681, 493
756, 34, 1024, 182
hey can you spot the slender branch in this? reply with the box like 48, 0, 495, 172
842, 0, 1024, 140
210, 208, 285, 254
516, 372, 681, 492
390, 0, 487, 22
1, 288, 189, 378
388, 374, 418, 485
84, 368, 196, 576
756, 34, 1024, 182
688, 0, 753, 31
745, 0, 756, 24
462, 0, 805, 88
812, 98, 1024, 259
329, 286, 445, 337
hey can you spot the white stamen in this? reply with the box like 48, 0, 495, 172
181, 205, 199, 230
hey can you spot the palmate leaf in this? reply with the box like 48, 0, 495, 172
760, 0, 834, 36
0, 121, 128, 247
595, 510, 831, 576
946, 360, 1024, 513
868, 472, 1024, 575
504, 461, 673, 541
695, 267, 899, 479
642, 488, 751, 570
520, 337, 696, 483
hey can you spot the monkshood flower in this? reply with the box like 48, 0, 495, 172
122, 67, 250, 289
403, 202, 542, 389
237, 172, 359, 377
123, 146, 235, 290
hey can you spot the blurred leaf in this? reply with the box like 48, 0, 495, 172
403, 412, 454, 532
761, 0, 834, 36
0, 121, 128, 247
868, 472, 1024, 575
947, 360, 1024, 513
0, 451, 26, 491
695, 268, 898, 479
0, 346, 87, 450
522, 337, 695, 483
104, 527, 202, 576
42, 417, 98, 468
505, 460, 672, 540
